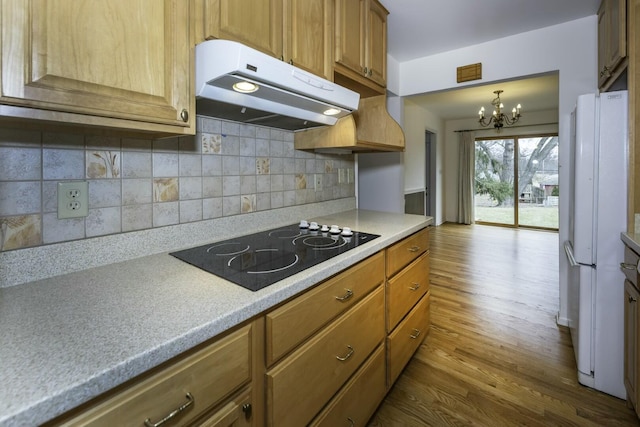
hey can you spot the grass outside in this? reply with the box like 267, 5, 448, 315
474, 205, 559, 229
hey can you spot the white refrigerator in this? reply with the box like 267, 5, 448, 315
564, 90, 628, 399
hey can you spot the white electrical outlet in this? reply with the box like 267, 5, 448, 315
314, 174, 323, 191
338, 168, 346, 184
57, 181, 89, 219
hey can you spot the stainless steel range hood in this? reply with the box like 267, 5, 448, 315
195, 40, 360, 131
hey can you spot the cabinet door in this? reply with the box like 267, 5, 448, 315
284, 0, 333, 80
202, 0, 283, 59
1, 0, 193, 132
624, 279, 639, 413
335, 0, 366, 77
365, 0, 387, 87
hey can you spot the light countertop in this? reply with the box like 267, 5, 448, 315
622, 232, 640, 255
0, 209, 432, 426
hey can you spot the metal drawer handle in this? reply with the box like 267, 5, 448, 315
630, 296, 638, 303
347, 417, 355, 426
336, 345, 354, 361
144, 393, 194, 427
335, 289, 354, 301
620, 262, 637, 271
409, 283, 421, 291
408, 245, 421, 252
410, 328, 421, 339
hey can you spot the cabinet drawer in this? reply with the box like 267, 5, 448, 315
266, 286, 385, 427
387, 251, 430, 332
194, 388, 252, 427
387, 292, 430, 385
623, 245, 640, 287
266, 251, 384, 365
310, 344, 386, 427
386, 228, 429, 277
60, 325, 252, 427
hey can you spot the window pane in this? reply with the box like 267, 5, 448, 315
517, 137, 559, 229
474, 139, 515, 225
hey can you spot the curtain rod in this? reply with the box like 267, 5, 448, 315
453, 122, 558, 133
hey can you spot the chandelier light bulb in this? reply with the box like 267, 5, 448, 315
477, 89, 522, 131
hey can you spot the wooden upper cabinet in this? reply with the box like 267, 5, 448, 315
200, 0, 283, 60
597, 0, 627, 90
334, 0, 387, 95
197, 0, 332, 80
0, 0, 194, 135
365, 0, 387, 87
284, 0, 333, 80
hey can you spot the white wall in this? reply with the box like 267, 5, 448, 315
403, 100, 445, 225
392, 16, 598, 325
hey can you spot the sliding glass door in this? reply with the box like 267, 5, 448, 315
474, 135, 558, 230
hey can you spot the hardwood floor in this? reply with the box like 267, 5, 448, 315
369, 223, 640, 426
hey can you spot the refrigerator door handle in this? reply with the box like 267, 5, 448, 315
564, 241, 579, 267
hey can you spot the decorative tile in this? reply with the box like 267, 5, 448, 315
153, 178, 179, 202
325, 160, 334, 173
87, 151, 120, 179
295, 174, 307, 190
201, 133, 221, 154
0, 214, 41, 251
256, 158, 270, 175
241, 194, 256, 213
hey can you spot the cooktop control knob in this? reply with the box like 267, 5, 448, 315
329, 225, 341, 234
299, 220, 309, 228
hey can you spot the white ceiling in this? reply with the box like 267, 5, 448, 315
377, 0, 600, 120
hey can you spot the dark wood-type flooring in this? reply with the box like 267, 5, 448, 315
368, 223, 640, 426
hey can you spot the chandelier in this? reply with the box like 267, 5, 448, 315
478, 90, 522, 130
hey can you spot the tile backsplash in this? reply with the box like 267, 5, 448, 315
0, 116, 355, 252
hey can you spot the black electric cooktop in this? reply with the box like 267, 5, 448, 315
170, 224, 380, 291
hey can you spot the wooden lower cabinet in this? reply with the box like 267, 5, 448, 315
51, 323, 255, 427
266, 286, 385, 427
387, 292, 431, 385
194, 389, 252, 427
310, 344, 386, 427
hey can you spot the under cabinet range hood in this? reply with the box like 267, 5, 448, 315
195, 40, 360, 131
